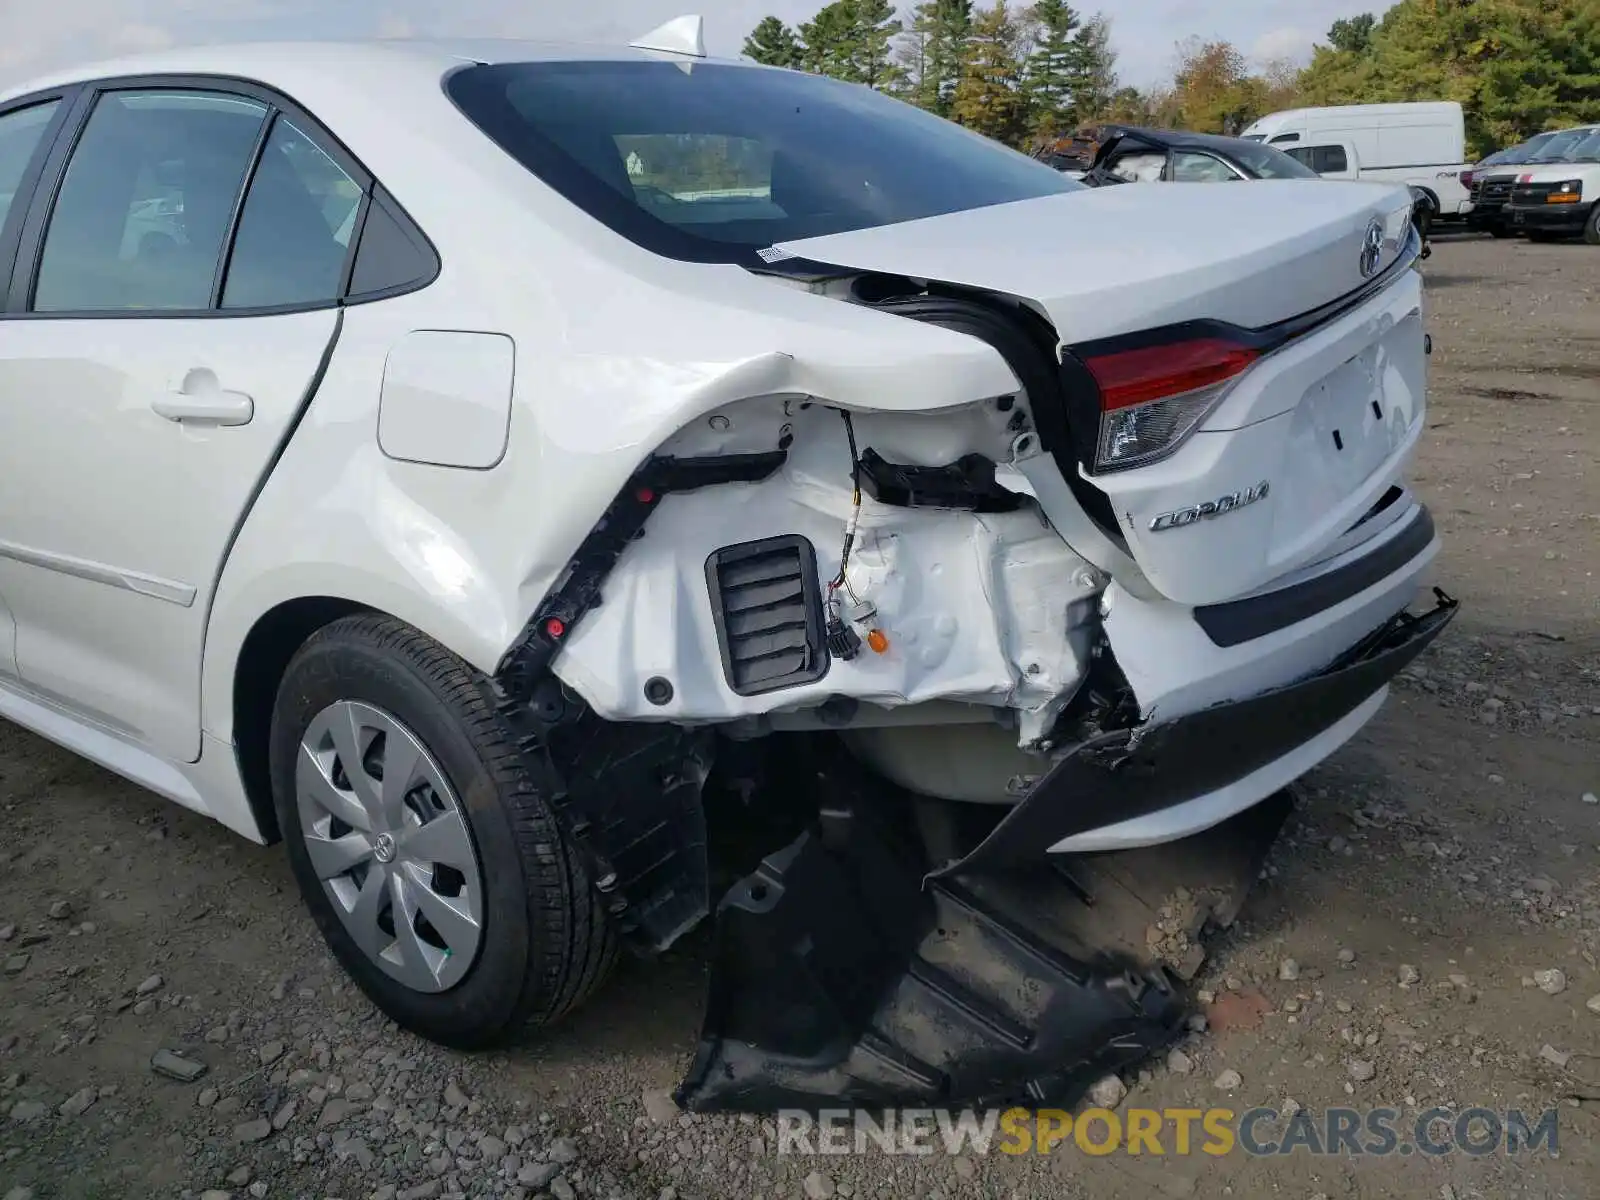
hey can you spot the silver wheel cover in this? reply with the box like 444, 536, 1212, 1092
296, 700, 484, 993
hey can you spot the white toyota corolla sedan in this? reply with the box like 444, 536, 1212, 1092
0, 20, 1454, 1099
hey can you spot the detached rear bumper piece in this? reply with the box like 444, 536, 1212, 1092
940, 589, 1456, 875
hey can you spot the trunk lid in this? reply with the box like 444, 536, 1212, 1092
777, 181, 1428, 607
775, 180, 1416, 346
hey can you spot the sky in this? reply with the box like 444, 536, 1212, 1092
0, 0, 1389, 92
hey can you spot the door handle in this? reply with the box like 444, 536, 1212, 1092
153, 368, 254, 426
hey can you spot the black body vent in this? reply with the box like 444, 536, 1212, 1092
705, 535, 829, 697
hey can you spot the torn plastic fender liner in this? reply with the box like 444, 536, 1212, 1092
675, 593, 1458, 1113
490, 451, 787, 953
674, 802, 1187, 1113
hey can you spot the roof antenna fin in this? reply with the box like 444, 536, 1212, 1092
630, 14, 706, 58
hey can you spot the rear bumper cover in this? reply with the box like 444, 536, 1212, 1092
1194, 504, 1435, 648
937, 589, 1457, 877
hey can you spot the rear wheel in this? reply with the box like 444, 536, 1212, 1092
269, 614, 615, 1048
1585, 204, 1600, 246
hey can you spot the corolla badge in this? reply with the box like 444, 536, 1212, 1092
1149, 481, 1271, 533
1360, 218, 1385, 278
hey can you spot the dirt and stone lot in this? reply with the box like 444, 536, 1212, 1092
1, 235, 1597, 1200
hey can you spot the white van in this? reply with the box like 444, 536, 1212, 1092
1240, 102, 1473, 218
1502, 125, 1600, 244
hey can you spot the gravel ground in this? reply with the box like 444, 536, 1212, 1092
2, 234, 1598, 1200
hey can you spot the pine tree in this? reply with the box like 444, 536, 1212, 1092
1022, 0, 1083, 134
891, 23, 932, 103
913, 0, 975, 116
851, 0, 906, 89
800, 0, 864, 80
1070, 12, 1118, 124
742, 16, 804, 68
1327, 13, 1377, 54
952, 1, 1027, 143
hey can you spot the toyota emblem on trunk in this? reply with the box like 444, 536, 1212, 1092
1359, 219, 1385, 278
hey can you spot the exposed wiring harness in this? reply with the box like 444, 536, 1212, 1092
825, 410, 887, 660
827, 410, 863, 607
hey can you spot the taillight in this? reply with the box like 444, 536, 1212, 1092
1460, 169, 1475, 189
1080, 337, 1259, 471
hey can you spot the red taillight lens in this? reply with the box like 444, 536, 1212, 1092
1461, 169, 1475, 189
1079, 336, 1260, 472
1083, 338, 1259, 411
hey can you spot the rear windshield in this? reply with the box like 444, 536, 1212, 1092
446, 60, 1081, 265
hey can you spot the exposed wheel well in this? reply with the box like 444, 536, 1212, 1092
233, 596, 369, 843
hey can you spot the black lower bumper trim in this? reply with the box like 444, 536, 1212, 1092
1195, 505, 1435, 648
1507, 201, 1593, 233
935, 590, 1457, 878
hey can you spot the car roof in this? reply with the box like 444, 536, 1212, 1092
0, 37, 757, 107
1099, 125, 1262, 154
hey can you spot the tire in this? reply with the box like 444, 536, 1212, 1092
1585, 204, 1600, 246
269, 613, 615, 1049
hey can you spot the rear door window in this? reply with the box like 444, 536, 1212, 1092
1109, 151, 1165, 182
221, 116, 360, 309
1170, 151, 1240, 182
32, 89, 268, 312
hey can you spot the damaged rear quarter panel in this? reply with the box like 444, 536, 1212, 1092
199, 204, 1023, 752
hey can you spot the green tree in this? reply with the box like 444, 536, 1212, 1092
1101, 85, 1158, 125
1022, 0, 1085, 133
742, 16, 804, 68
800, 0, 863, 79
912, 0, 975, 116
952, 0, 1028, 143
1166, 38, 1268, 133
850, 0, 906, 88
891, 22, 933, 103
1071, 13, 1120, 122
1294, 0, 1600, 154
1327, 13, 1377, 54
